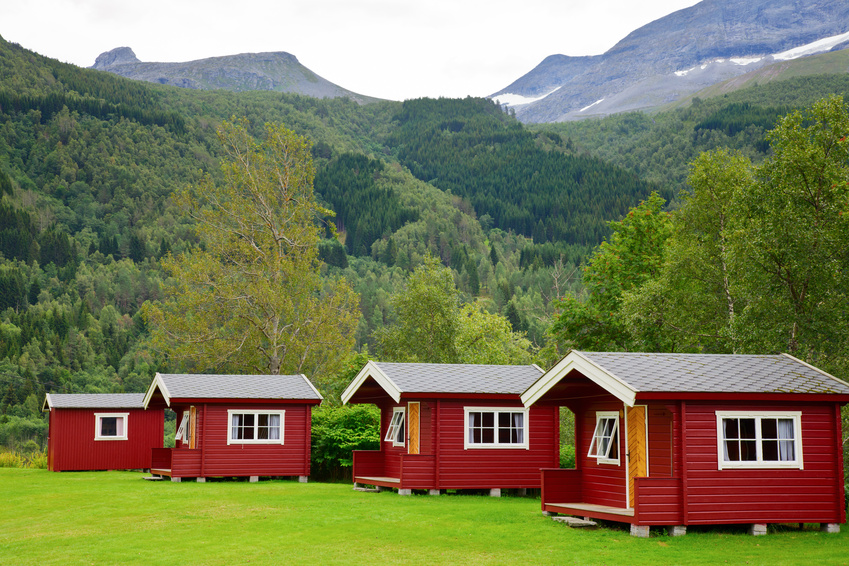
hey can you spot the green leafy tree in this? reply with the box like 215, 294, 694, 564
375, 256, 532, 364
550, 192, 671, 351
143, 119, 360, 378
733, 95, 849, 360
622, 149, 752, 352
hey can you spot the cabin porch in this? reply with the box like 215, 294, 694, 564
541, 468, 688, 534
352, 450, 436, 492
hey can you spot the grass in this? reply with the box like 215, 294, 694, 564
1, 469, 847, 565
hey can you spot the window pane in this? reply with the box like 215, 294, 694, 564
740, 440, 757, 460
761, 418, 777, 440
482, 427, 494, 443
723, 418, 739, 440
257, 414, 269, 439
608, 428, 618, 459
100, 417, 117, 437
725, 440, 740, 461
762, 439, 778, 461
779, 440, 795, 461
498, 413, 510, 428
498, 427, 511, 443
739, 418, 756, 439
482, 412, 494, 428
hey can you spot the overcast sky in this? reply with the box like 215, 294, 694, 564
1, 0, 700, 101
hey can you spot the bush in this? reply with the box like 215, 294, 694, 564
311, 404, 380, 482
0, 450, 23, 468
0, 449, 46, 468
560, 444, 576, 468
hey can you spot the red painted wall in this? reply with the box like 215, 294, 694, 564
679, 401, 845, 525
574, 398, 628, 509
373, 398, 559, 490
169, 402, 313, 478
47, 408, 163, 471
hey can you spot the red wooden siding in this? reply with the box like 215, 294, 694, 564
47, 408, 163, 471
678, 401, 845, 525
647, 405, 673, 478
432, 400, 558, 489
357, 398, 559, 490
633, 477, 683, 525
169, 402, 313, 478
575, 398, 627, 509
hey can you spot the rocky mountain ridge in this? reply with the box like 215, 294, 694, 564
91, 47, 378, 103
493, 0, 849, 122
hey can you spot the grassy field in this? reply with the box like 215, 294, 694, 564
1, 469, 846, 565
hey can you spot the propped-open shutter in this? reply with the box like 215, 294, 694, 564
408, 402, 420, 455
627, 405, 647, 508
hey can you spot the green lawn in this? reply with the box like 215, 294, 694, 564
1, 469, 846, 565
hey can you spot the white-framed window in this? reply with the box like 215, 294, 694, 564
384, 407, 405, 447
588, 411, 620, 465
94, 412, 129, 441
464, 407, 529, 449
716, 411, 803, 470
227, 410, 285, 445
175, 411, 189, 441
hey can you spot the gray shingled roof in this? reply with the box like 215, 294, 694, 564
372, 362, 543, 395
45, 393, 146, 409
155, 373, 322, 400
576, 351, 849, 395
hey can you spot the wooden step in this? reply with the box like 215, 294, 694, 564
552, 516, 598, 529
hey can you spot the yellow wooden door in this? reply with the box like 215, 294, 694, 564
627, 405, 647, 508
408, 402, 420, 455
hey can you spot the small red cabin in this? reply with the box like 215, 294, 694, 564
522, 351, 849, 536
43, 393, 164, 472
342, 361, 559, 495
143, 372, 322, 482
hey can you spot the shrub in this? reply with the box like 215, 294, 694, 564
0, 450, 23, 468
560, 444, 576, 468
311, 404, 380, 482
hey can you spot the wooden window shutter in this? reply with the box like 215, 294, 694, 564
189, 405, 198, 450
408, 402, 420, 455
626, 405, 647, 508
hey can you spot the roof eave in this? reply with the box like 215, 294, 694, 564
522, 350, 638, 407
341, 361, 402, 405
143, 372, 171, 409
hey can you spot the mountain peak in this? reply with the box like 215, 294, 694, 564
92, 47, 140, 69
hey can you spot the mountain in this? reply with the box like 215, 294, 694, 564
493, 0, 849, 122
91, 47, 379, 103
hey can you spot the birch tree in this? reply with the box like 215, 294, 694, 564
143, 119, 360, 378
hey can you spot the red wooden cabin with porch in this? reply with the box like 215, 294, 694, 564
43, 393, 163, 472
521, 351, 849, 536
342, 361, 559, 495
143, 372, 322, 482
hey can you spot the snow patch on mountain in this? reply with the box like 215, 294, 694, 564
491, 87, 561, 107
580, 99, 605, 113
773, 30, 849, 60
675, 56, 762, 77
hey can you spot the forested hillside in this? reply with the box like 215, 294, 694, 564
537, 75, 849, 193
0, 37, 607, 450
3, 34, 848, 458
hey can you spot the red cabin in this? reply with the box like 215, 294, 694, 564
521, 351, 849, 536
43, 393, 164, 472
342, 361, 559, 495
143, 372, 323, 482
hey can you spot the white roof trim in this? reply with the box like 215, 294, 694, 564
341, 361, 402, 405
42, 393, 53, 412
521, 350, 638, 408
300, 373, 324, 402
143, 372, 171, 409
